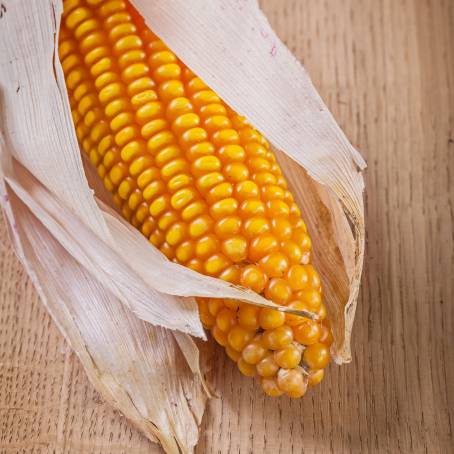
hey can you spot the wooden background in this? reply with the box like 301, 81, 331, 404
1, 0, 453, 452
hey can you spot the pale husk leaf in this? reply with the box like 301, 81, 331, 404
131, 0, 366, 362
0, 166, 207, 454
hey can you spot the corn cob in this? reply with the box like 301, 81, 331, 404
59, 0, 333, 398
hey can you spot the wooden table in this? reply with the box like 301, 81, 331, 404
1, 0, 453, 452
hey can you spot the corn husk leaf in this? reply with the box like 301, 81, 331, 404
0, 0, 365, 453
0, 152, 208, 454
132, 0, 366, 363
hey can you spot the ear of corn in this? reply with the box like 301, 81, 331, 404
59, 0, 333, 398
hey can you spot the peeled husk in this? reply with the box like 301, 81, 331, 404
0, 0, 365, 452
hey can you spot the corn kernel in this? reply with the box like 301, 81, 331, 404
158, 210, 179, 231
216, 308, 237, 332
243, 216, 270, 238
296, 289, 322, 312
175, 240, 195, 263
211, 324, 228, 347
242, 340, 267, 365
266, 200, 290, 217
237, 357, 256, 377
195, 234, 220, 258
160, 241, 175, 260
166, 222, 187, 246
181, 200, 207, 221
225, 344, 241, 362
187, 258, 203, 273
259, 252, 289, 278
319, 322, 334, 347
317, 303, 328, 320
224, 162, 249, 183
189, 215, 213, 238
214, 216, 242, 239
260, 377, 284, 397
277, 368, 306, 394
308, 369, 325, 386
292, 228, 312, 251
210, 198, 238, 219
271, 217, 292, 240
292, 320, 321, 345
221, 236, 248, 262
238, 304, 260, 330
259, 307, 285, 330
285, 300, 311, 326
285, 379, 308, 398
207, 298, 224, 317
303, 343, 330, 369
287, 264, 309, 291
204, 253, 230, 276
249, 234, 279, 262
264, 278, 292, 305
240, 265, 267, 293
227, 326, 255, 352
223, 298, 241, 310
274, 344, 302, 369
218, 144, 245, 162
207, 183, 234, 204
256, 353, 279, 377
262, 325, 293, 350
235, 180, 259, 201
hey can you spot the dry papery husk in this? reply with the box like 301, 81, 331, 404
0, 0, 366, 452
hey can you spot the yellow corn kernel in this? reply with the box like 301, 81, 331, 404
221, 236, 248, 262
226, 344, 241, 362
214, 216, 242, 239
235, 180, 259, 200
239, 199, 266, 217
215, 308, 237, 332
242, 340, 267, 365
264, 278, 292, 305
256, 353, 279, 377
218, 266, 241, 285
218, 144, 245, 162
277, 368, 307, 396
210, 198, 238, 220
274, 344, 303, 369
237, 357, 257, 377
189, 215, 213, 238
262, 325, 294, 350
240, 265, 268, 293
224, 162, 249, 183
308, 369, 325, 386
206, 298, 224, 317
293, 320, 321, 345
195, 234, 220, 259
243, 216, 270, 238
174, 240, 194, 263
206, 182, 234, 204
259, 307, 285, 330
211, 324, 228, 347
204, 253, 230, 276
303, 343, 330, 369
261, 377, 284, 397
249, 234, 279, 263
227, 326, 255, 352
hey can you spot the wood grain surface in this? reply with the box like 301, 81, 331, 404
1, 0, 453, 453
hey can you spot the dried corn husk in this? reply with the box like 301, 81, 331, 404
0, 0, 365, 453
